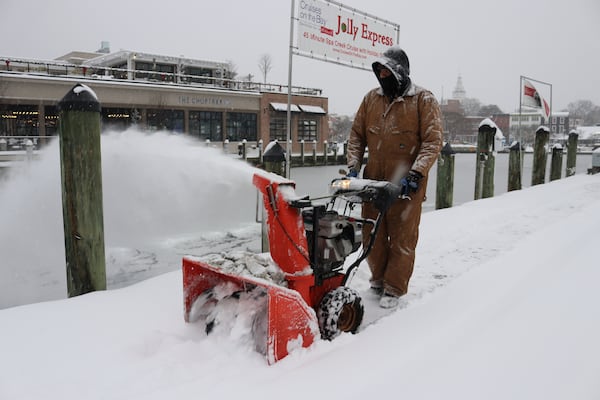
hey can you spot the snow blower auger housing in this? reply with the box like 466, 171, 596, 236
183, 171, 402, 364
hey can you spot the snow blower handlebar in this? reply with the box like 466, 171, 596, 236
329, 177, 404, 214
327, 178, 406, 287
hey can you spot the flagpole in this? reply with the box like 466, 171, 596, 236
518, 75, 523, 186
549, 84, 553, 127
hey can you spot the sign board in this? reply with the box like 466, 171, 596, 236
295, 0, 400, 70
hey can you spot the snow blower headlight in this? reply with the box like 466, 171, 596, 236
329, 178, 353, 195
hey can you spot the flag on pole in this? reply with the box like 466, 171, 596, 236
522, 79, 550, 120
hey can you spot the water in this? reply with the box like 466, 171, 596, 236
290, 152, 594, 213
0, 134, 591, 309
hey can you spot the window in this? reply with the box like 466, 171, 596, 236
298, 119, 318, 141
134, 61, 175, 82
269, 117, 287, 141
147, 109, 184, 132
44, 106, 59, 137
184, 67, 217, 84
190, 111, 222, 141
0, 104, 38, 137
102, 107, 136, 132
226, 112, 257, 141
110, 62, 128, 80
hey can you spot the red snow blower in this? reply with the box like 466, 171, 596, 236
183, 171, 403, 364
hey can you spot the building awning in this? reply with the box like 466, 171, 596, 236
270, 102, 300, 112
299, 105, 327, 114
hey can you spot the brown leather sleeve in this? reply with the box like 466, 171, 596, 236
411, 91, 443, 176
346, 95, 369, 172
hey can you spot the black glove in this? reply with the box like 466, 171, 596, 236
399, 170, 422, 197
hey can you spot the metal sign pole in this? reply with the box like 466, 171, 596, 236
286, 0, 295, 179
286, 0, 400, 178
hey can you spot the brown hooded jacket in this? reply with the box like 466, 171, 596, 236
347, 84, 443, 182
346, 83, 443, 296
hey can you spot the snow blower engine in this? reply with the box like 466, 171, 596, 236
182, 171, 403, 364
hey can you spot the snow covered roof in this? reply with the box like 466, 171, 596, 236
298, 105, 326, 114
269, 103, 326, 114
84, 50, 228, 70
270, 102, 300, 112
574, 126, 600, 140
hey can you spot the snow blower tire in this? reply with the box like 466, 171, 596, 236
317, 286, 364, 340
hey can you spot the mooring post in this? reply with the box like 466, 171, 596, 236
260, 141, 287, 252
263, 140, 286, 177
474, 122, 496, 200
566, 131, 578, 177
258, 139, 264, 164
435, 142, 455, 209
333, 141, 339, 164
25, 139, 34, 162
550, 144, 563, 181
58, 83, 106, 297
343, 141, 348, 165
532, 126, 550, 186
507, 141, 523, 192
241, 139, 247, 160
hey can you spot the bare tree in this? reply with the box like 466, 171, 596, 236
567, 100, 600, 125
479, 104, 504, 116
329, 114, 354, 142
461, 98, 482, 116
226, 60, 238, 80
258, 54, 273, 84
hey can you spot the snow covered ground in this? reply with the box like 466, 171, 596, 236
1, 131, 599, 399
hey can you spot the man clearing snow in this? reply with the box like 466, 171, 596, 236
346, 47, 443, 308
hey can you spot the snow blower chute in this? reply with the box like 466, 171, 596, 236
183, 171, 403, 364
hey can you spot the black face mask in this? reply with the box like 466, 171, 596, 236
380, 74, 400, 99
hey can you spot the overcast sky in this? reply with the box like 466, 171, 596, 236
1, 0, 599, 116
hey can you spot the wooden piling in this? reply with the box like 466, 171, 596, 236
58, 84, 106, 297
241, 139, 247, 160
507, 142, 522, 191
474, 123, 496, 200
435, 142, 455, 209
332, 141, 339, 164
550, 145, 563, 181
532, 126, 550, 186
260, 141, 287, 252
263, 141, 287, 178
566, 131, 578, 177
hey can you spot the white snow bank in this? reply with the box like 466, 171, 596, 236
1, 174, 599, 400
